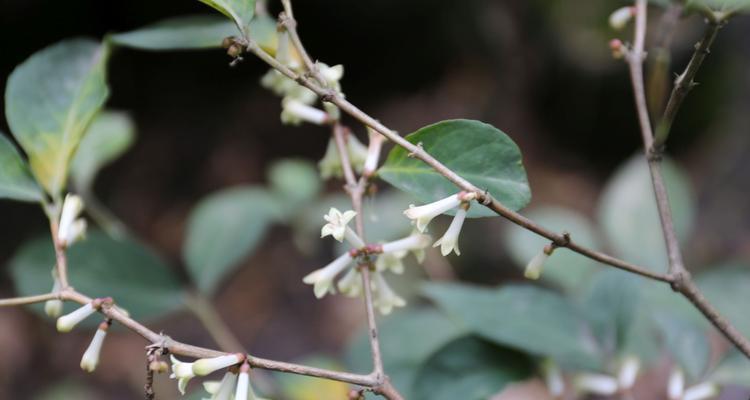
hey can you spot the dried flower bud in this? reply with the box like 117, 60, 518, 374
610, 39, 624, 59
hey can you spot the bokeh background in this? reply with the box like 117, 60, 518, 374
1, 0, 750, 399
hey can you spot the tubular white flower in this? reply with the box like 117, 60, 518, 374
363, 128, 384, 176
617, 356, 640, 390
372, 271, 406, 315
57, 302, 96, 332
320, 208, 363, 247
683, 382, 719, 400
668, 368, 685, 400
281, 98, 329, 126
320, 63, 344, 86
45, 271, 63, 318
375, 250, 407, 274
404, 194, 462, 232
524, 250, 550, 280
609, 6, 634, 30
205, 371, 237, 400
575, 373, 618, 396
303, 253, 353, 298
541, 359, 565, 398
235, 364, 250, 400
58, 194, 85, 246
170, 355, 196, 395
433, 207, 467, 256
337, 267, 363, 297
381, 233, 432, 254
80, 323, 108, 372
193, 353, 244, 376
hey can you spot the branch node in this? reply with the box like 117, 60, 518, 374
669, 270, 692, 293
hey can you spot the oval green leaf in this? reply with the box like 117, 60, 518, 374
110, 15, 238, 51
379, 119, 531, 218
9, 232, 184, 324
71, 111, 135, 190
5, 38, 110, 196
598, 155, 695, 272
0, 133, 43, 202
183, 186, 281, 294
197, 0, 256, 37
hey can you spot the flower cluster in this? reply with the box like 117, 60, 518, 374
574, 356, 640, 396
169, 355, 269, 399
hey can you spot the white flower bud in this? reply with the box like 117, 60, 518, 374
683, 382, 719, 400
80, 322, 108, 372
575, 373, 619, 395
58, 194, 85, 247
524, 249, 551, 280
541, 359, 565, 398
57, 302, 97, 332
193, 353, 244, 376
235, 364, 250, 399
668, 368, 685, 400
617, 356, 640, 390
45, 271, 63, 318
281, 98, 329, 126
609, 6, 635, 30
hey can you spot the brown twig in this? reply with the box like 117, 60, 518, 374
625, 0, 750, 358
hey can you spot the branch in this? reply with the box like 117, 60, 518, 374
653, 19, 723, 150
625, 0, 750, 358
0, 292, 59, 307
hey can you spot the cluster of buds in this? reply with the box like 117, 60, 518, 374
303, 207, 431, 314
404, 191, 476, 256
170, 355, 267, 399
575, 356, 641, 396
57, 194, 87, 248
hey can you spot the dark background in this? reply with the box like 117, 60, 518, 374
1, 0, 749, 398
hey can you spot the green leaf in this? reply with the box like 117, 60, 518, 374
110, 15, 237, 51
268, 158, 321, 214
582, 270, 641, 357
183, 186, 281, 294
412, 336, 533, 400
598, 155, 694, 271
9, 232, 183, 324
0, 133, 43, 202
709, 350, 750, 386
347, 309, 467, 397
380, 119, 531, 218
655, 316, 710, 380
687, 0, 750, 13
5, 39, 110, 195
504, 206, 599, 292
422, 282, 600, 368
70, 111, 135, 190
197, 0, 256, 36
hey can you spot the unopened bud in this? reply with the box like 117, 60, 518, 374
227, 44, 242, 58
609, 6, 635, 30
610, 39, 624, 59
221, 37, 234, 49
150, 360, 169, 373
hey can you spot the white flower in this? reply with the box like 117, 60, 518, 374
193, 353, 244, 376
381, 233, 432, 254
57, 302, 96, 332
371, 271, 406, 315
337, 267, 363, 297
45, 270, 63, 318
318, 135, 368, 179
375, 250, 406, 274
170, 355, 196, 395
204, 372, 237, 400
609, 6, 634, 30
524, 249, 551, 280
617, 356, 640, 390
575, 373, 618, 396
363, 128, 384, 176
682, 382, 719, 400
433, 206, 467, 256
319, 63, 344, 88
58, 194, 86, 247
321, 208, 363, 248
281, 98, 329, 126
541, 359, 565, 398
80, 322, 108, 372
404, 193, 463, 232
303, 252, 353, 298
668, 368, 685, 400
235, 363, 262, 400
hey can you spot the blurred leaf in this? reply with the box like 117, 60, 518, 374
347, 308, 467, 397
0, 133, 43, 202
709, 350, 750, 386
504, 206, 599, 292
412, 336, 532, 400
277, 356, 349, 400
686, 0, 750, 12
197, 0, 255, 36
655, 316, 710, 380
582, 270, 641, 357
598, 155, 694, 272
5, 38, 109, 195
380, 119, 531, 218
35, 380, 97, 400
268, 158, 321, 214
695, 264, 750, 338
183, 186, 281, 294
422, 283, 600, 369
10, 232, 183, 324
70, 111, 135, 190
110, 15, 237, 50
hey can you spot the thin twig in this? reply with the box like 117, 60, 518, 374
625, 0, 750, 358
653, 20, 723, 149
0, 292, 59, 306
